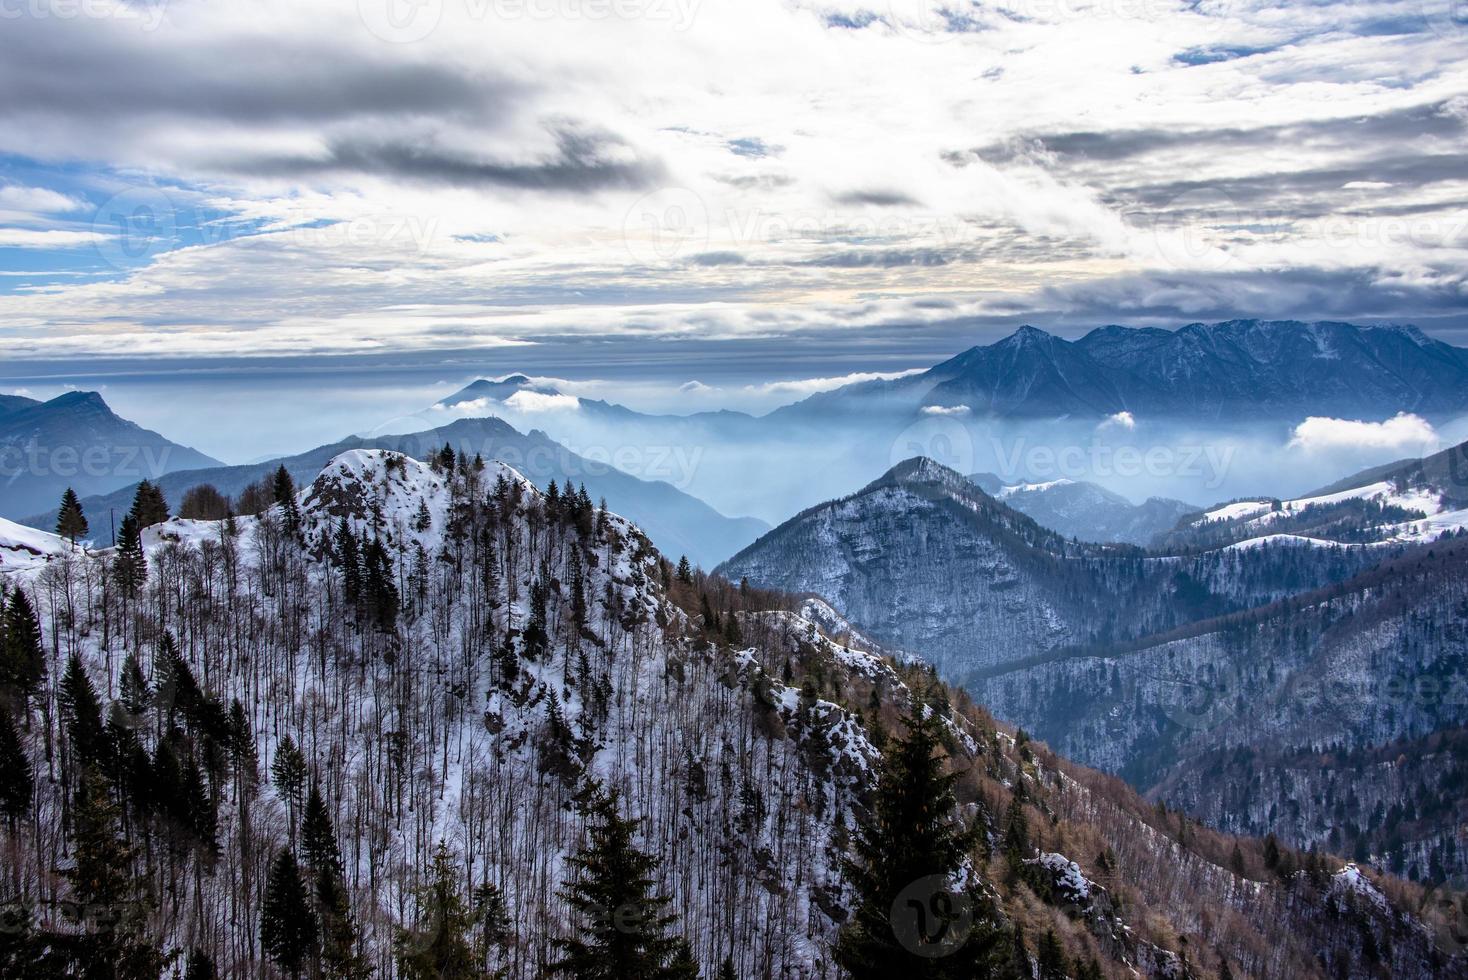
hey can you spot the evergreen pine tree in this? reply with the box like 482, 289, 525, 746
114, 513, 147, 595
128, 480, 169, 528
183, 948, 216, 980
395, 841, 483, 980
471, 880, 511, 973
550, 786, 688, 978
59, 654, 107, 774
716, 956, 737, 980
271, 735, 308, 839
301, 783, 368, 979
334, 519, 362, 607
0, 707, 33, 823
56, 487, 89, 543
836, 705, 995, 978
521, 579, 549, 661
261, 848, 318, 980
1036, 928, 1068, 980
1, 588, 46, 712
272, 465, 301, 531
62, 771, 169, 980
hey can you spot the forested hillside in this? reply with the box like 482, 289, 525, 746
0, 450, 1462, 978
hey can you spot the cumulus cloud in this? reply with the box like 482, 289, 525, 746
1099, 410, 1136, 430
0, 229, 106, 248
921, 404, 971, 416
503, 390, 581, 413
0, 185, 84, 214
1288, 413, 1438, 454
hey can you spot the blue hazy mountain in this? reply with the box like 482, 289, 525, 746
32, 416, 767, 568
967, 472, 1198, 545
0, 391, 221, 520
773, 320, 1468, 422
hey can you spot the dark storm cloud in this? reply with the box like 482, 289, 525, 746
689, 251, 748, 266
235, 129, 664, 193
830, 189, 922, 207
712, 173, 796, 190
797, 247, 956, 267
1113, 153, 1468, 213
0, 20, 516, 126
1010, 266, 1468, 325
957, 100, 1466, 166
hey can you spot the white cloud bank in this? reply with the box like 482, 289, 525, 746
503, 390, 581, 413
1289, 413, 1438, 454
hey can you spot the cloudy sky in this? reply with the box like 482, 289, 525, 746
0, 0, 1465, 423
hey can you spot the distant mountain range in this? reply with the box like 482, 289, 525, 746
0, 391, 220, 520
773, 320, 1468, 422
721, 447, 1468, 887
717, 456, 1396, 675
426, 321, 1468, 524
31, 416, 767, 569
967, 473, 1197, 545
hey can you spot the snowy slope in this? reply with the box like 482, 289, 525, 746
0, 515, 75, 572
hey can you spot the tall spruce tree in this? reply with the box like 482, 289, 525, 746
261, 848, 318, 980
302, 783, 368, 980
114, 513, 147, 596
62, 771, 169, 980
59, 654, 107, 775
395, 841, 485, 980
1, 588, 46, 713
128, 480, 169, 528
272, 465, 301, 531
56, 488, 89, 544
550, 786, 688, 978
836, 705, 1002, 978
0, 707, 33, 823
271, 735, 308, 839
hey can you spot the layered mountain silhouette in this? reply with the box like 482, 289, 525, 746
0, 391, 220, 520
34, 416, 767, 568
774, 320, 1468, 422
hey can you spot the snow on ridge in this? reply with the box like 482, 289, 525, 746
1332, 864, 1389, 911
0, 515, 74, 573
998, 479, 1075, 498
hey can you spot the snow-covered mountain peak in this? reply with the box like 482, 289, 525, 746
866, 455, 978, 498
